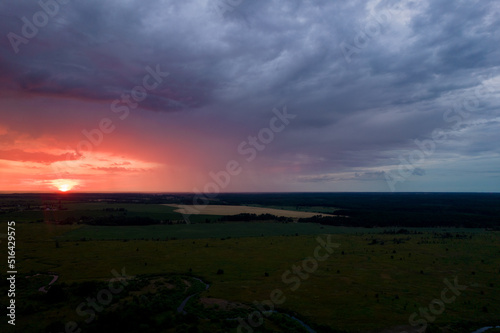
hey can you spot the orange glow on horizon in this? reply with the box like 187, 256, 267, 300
58, 184, 70, 192
51, 179, 79, 192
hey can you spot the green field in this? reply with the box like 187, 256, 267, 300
1, 202, 220, 224
60, 222, 489, 241
1, 221, 499, 332
1, 194, 499, 332
61, 222, 339, 240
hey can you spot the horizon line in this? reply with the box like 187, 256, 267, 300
1, 191, 499, 195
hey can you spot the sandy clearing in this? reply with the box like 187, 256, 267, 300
164, 204, 335, 218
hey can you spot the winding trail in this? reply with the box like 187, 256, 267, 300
471, 326, 500, 333
177, 277, 210, 314
272, 311, 316, 333
26, 273, 59, 293
176, 277, 316, 332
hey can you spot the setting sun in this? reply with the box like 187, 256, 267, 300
58, 184, 70, 192
51, 179, 79, 192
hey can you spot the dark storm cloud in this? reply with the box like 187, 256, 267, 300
1, 0, 499, 190
0, 0, 216, 110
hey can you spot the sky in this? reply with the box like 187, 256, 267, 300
0, 0, 499, 193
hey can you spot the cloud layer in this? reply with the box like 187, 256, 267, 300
1, 0, 499, 192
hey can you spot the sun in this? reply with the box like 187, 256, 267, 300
51, 179, 79, 192
58, 184, 70, 192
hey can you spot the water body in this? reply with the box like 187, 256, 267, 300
26, 273, 59, 293
177, 277, 210, 314
471, 326, 500, 333
272, 312, 316, 333
24, 272, 494, 333
177, 278, 316, 332
177, 294, 196, 314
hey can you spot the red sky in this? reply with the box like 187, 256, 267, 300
1, 0, 500, 193
0, 95, 301, 193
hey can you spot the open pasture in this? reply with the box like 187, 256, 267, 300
1, 202, 220, 224
60, 222, 488, 241
2, 222, 499, 332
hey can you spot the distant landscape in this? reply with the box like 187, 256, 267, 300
1, 192, 499, 333
2, 1, 500, 332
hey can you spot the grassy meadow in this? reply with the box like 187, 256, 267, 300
1, 221, 499, 332
1, 195, 499, 332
